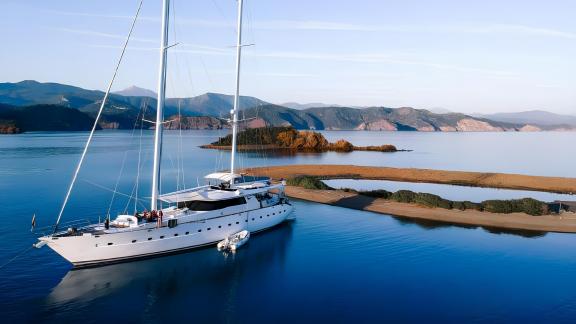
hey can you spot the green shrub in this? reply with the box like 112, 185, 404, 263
413, 193, 453, 209
391, 190, 416, 203
481, 198, 546, 216
360, 189, 392, 199
286, 176, 332, 190
518, 198, 547, 216
463, 201, 482, 211
452, 201, 466, 210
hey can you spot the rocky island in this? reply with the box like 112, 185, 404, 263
201, 126, 399, 153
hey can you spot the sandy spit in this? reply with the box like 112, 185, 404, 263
244, 164, 576, 194
285, 186, 576, 233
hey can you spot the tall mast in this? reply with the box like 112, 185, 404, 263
230, 0, 245, 176
151, 0, 170, 210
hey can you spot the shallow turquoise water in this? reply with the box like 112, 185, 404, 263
1, 130, 576, 323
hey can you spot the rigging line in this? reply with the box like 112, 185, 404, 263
0, 246, 34, 271
52, 0, 144, 233
134, 99, 148, 213
83, 179, 148, 209
177, 99, 186, 190
106, 98, 146, 219
124, 98, 149, 214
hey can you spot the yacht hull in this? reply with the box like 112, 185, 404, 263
44, 203, 293, 268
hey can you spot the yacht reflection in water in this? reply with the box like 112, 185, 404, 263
40, 223, 294, 322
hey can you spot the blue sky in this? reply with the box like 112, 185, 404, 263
1, 0, 575, 114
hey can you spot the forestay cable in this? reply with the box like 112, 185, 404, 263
52, 0, 144, 233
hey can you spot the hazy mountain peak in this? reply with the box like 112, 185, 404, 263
114, 86, 157, 98
281, 102, 344, 109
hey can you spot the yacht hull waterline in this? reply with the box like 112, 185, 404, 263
41, 202, 293, 267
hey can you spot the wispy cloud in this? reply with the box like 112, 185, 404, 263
47, 10, 576, 39
45, 10, 158, 22
52, 27, 157, 43
88, 43, 515, 77
48, 9, 576, 40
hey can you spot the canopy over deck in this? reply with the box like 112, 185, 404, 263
159, 183, 284, 204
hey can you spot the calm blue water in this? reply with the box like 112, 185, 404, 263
1, 130, 576, 323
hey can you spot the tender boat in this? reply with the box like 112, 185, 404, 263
217, 230, 250, 252
34, 0, 294, 267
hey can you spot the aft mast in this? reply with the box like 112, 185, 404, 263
229, 0, 245, 176
151, 0, 171, 211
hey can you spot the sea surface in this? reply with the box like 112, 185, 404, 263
1, 130, 576, 323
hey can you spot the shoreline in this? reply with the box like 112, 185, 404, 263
244, 164, 576, 194
200, 144, 408, 153
285, 186, 576, 233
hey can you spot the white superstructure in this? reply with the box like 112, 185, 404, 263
36, 0, 293, 267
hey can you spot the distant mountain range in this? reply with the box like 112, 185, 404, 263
476, 110, 576, 128
0, 80, 573, 133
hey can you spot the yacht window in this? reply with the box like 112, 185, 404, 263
207, 227, 211, 230
185, 232, 189, 235
160, 236, 164, 239
174, 233, 178, 237
132, 240, 137, 243
108, 243, 113, 246
177, 197, 247, 211
148, 237, 152, 241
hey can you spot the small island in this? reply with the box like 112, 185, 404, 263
201, 126, 399, 153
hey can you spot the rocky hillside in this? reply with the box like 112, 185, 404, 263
242, 105, 527, 131
0, 80, 572, 133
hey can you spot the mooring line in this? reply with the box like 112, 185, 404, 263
0, 245, 34, 271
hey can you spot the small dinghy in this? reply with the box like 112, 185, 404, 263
217, 230, 250, 252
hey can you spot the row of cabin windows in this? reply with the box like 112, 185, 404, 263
108, 209, 288, 245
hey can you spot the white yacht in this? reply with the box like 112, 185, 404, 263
35, 0, 294, 267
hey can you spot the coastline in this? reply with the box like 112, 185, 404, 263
244, 164, 576, 194
285, 186, 576, 233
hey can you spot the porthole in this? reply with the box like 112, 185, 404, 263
218, 225, 222, 228
245, 220, 248, 223
174, 233, 178, 237
228, 223, 231, 226
185, 232, 189, 235
260, 216, 262, 219
252, 218, 254, 221
207, 227, 211, 230
160, 236, 164, 239
198, 229, 202, 232
236, 221, 239, 224
273, 213, 275, 215
148, 237, 152, 241
132, 240, 137, 243
107, 242, 113, 246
